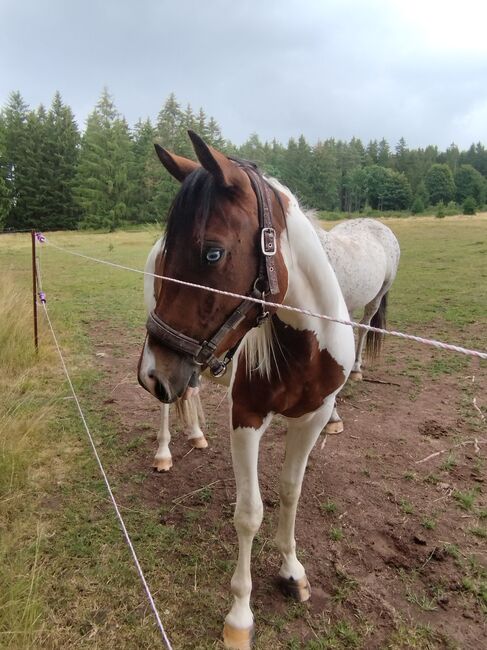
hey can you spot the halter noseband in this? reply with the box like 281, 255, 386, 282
146, 164, 280, 378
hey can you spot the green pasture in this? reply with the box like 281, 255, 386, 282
0, 214, 486, 648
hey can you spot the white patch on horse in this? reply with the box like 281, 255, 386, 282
268, 178, 354, 374
143, 237, 163, 311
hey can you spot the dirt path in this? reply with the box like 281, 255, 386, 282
91, 323, 486, 649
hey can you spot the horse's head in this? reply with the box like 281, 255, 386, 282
138, 131, 288, 403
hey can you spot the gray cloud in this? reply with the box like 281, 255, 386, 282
1, 0, 486, 149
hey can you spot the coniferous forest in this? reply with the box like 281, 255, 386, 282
1, 88, 486, 232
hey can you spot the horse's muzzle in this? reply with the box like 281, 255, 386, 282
138, 337, 198, 403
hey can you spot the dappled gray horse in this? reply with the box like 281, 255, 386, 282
319, 218, 400, 433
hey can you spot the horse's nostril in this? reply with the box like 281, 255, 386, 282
154, 379, 169, 402
148, 369, 156, 379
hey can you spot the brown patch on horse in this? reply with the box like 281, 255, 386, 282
231, 316, 345, 430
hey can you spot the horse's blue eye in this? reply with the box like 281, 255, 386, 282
205, 248, 223, 264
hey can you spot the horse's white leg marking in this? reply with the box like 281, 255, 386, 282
183, 395, 208, 448
224, 415, 271, 647
324, 402, 344, 434
275, 402, 334, 596
154, 404, 173, 472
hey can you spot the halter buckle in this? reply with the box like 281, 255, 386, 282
211, 362, 228, 378
261, 227, 276, 256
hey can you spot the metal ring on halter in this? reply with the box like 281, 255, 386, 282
256, 291, 270, 325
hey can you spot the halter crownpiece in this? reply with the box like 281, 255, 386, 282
243, 164, 280, 296
147, 162, 280, 377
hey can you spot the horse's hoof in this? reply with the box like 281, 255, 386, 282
153, 457, 173, 472
277, 575, 311, 602
223, 623, 254, 650
324, 420, 344, 435
191, 435, 208, 449
349, 371, 363, 382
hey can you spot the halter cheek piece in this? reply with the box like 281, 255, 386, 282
146, 164, 280, 378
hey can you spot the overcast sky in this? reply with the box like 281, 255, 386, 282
1, 0, 487, 150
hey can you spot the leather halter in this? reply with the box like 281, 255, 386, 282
146, 163, 280, 378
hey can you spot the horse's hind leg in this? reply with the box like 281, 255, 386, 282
324, 401, 343, 434
153, 404, 173, 472
351, 292, 385, 380
275, 405, 332, 601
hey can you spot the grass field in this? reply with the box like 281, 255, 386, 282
0, 214, 486, 649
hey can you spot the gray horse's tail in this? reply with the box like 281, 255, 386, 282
365, 292, 388, 360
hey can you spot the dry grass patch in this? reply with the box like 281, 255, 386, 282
0, 275, 71, 648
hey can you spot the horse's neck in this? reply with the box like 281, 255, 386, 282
277, 188, 348, 332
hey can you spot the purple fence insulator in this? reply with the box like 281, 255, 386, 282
38, 291, 46, 303
35, 232, 46, 243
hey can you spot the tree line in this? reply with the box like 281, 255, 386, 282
1, 88, 486, 231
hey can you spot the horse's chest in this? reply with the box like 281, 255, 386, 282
231, 319, 345, 430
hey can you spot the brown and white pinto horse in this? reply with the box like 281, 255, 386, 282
137, 131, 355, 649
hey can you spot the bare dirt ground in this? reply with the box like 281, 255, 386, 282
91, 322, 486, 649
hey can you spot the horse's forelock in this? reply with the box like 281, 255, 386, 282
163, 167, 217, 254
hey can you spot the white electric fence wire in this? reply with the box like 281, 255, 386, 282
38, 297, 173, 649
45, 239, 487, 361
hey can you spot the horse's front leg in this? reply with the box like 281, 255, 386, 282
223, 416, 271, 650
275, 402, 334, 600
153, 404, 173, 472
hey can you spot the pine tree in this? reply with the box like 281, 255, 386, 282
377, 138, 391, 167
156, 93, 183, 150
179, 105, 197, 158
0, 174, 9, 229
239, 133, 266, 163
366, 140, 379, 165
308, 141, 340, 210
132, 118, 157, 223
206, 116, 225, 149
41, 92, 80, 229
1, 92, 30, 229
150, 94, 188, 221
394, 137, 408, 173
337, 139, 364, 211
76, 89, 134, 230
281, 136, 313, 203
23, 105, 49, 226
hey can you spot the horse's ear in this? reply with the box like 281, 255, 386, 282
154, 144, 199, 182
188, 130, 247, 189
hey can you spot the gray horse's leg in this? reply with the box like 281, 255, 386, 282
351, 291, 387, 380
324, 402, 343, 434
326, 291, 387, 433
